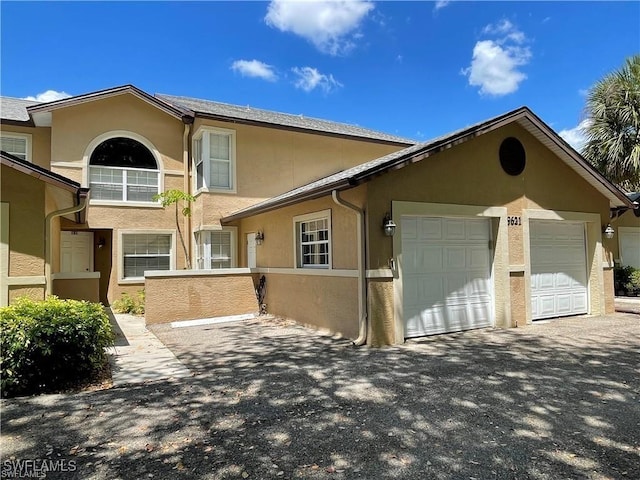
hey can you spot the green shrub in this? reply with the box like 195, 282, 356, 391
0, 296, 115, 398
614, 265, 636, 294
625, 269, 640, 295
112, 290, 145, 315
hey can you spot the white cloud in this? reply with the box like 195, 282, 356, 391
265, 0, 374, 56
23, 90, 71, 102
559, 119, 591, 151
231, 59, 278, 81
434, 1, 451, 10
292, 67, 343, 93
462, 20, 531, 96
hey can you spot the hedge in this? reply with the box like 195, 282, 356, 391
0, 296, 115, 398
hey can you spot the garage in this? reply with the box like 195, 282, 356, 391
530, 220, 588, 320
402, 216, 493, 337
618, 227, 640, 269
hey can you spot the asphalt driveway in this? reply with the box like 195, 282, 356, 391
1, 314, 639, 480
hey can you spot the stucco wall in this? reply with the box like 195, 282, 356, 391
191, 116, 402, 226
53, 277, 100, 303
145, 272, 259, 324
0, 124, 52, 169
1, 166, 45, 277
232, 190, 365, 270
262, 274, 359, 339
367, 124, 611, 268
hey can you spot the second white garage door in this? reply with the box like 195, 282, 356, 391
402, 216, 493, 338
530, 221, 588, 320
619, 227, 640, 269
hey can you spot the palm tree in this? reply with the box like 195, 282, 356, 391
582, 55, 640, 191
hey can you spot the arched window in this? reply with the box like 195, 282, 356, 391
89, 137, 159, 203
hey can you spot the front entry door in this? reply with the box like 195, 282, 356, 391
61, 231, 94, 272
247, 233, 257, 268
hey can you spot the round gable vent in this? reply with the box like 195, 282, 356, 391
499, 137, 526, 176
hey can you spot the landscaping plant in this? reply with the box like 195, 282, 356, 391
111, 289, 145, 315
0, 296, 114, 398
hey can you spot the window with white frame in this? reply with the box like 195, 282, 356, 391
294, 210, 331, 268
0, 132, 31, 162
195, 230, 235, 269
89, 137, 159, 203
192, 127, 235, 192
121, 233, 172, 280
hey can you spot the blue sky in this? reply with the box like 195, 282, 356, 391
1, 1, 638, 147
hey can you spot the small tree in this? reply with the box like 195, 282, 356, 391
153, 190, 196, 269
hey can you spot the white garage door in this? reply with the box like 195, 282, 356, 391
619, 227, 640, 269
530, 221, 588, 320
402, 216, 493, 338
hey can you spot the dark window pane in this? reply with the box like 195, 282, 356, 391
90, 137, 157, 169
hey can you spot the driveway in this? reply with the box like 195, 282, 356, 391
1, 314, 639, 480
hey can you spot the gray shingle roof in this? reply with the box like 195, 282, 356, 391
156, 94, 414, 144
223, 106, 634, 221
1, 97, 40, 122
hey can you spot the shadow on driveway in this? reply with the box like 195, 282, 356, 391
1, 314, 639, 479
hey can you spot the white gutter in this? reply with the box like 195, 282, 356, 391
332, 190, 367, 346
44, 191, 90, 296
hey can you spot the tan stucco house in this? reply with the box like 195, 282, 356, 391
0, 85, 411, 307
1, 85, 637, 345
220, 107, 636, 345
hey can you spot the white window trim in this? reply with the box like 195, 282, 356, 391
293, 209, 332, 269
1, 132, 32, 163
118, 229, 176, 284
82, 130, 164, 206
192, 126, 237, 195
193, 226, 238, 269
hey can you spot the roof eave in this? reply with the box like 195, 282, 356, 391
1, 152, 82, 193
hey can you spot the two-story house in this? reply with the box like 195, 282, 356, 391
0, 85, 412, 306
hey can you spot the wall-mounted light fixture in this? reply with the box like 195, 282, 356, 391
97, 236, 106, 249
603, 224, 615, 240
383, 213, 396, 237
255, 231, 265, 245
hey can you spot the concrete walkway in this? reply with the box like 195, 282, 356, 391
107, 310, 191, 386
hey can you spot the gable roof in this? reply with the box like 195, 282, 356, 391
25, 85, 192, 126
156, 94, 414, 145
223, 106, 634, 222
0, 97, 40, 124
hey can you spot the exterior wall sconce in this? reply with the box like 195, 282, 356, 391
603, 224, 615, 240
383, 213, 396, 237
255, 231, 264, 245
97, 236, 106, 249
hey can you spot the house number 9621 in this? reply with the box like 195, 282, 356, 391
507, 216, 522, 226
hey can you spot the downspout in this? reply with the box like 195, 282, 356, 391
182, 119, 193, 268
332, 190, 367, 346
44, 189, 90, 296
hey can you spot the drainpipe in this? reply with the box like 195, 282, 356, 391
44, 189, 90, 296
182, 119, 193, 268
332, 190, 367, 346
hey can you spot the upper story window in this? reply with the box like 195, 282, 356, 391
89, 137, 159, 203
294, 210, 332, 269
0, 132, 32, 162
193, 127, 236, 193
